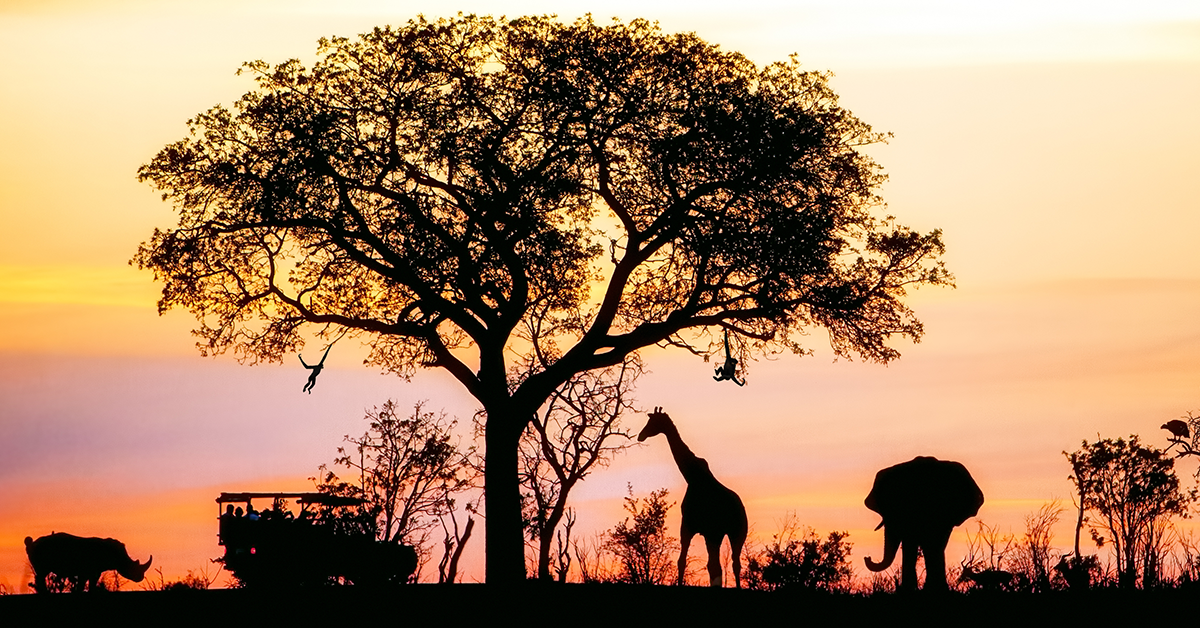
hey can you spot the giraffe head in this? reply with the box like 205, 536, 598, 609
637, 406, 673, 442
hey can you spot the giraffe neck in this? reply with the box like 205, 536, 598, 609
661, 422, 703, 481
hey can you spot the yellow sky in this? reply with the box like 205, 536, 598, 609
1, 1, 1198, 590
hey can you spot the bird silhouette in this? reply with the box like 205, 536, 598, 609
1162, 419, 1190, 440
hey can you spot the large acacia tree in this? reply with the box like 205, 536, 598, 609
136, 15, 951, 584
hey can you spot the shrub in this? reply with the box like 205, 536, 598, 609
745, 517, 853, 593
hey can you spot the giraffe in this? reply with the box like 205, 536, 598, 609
638, 406, 748, 587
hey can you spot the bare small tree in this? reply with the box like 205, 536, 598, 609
315, 400, 478, 574
1010, 501, 1063, 592
519, 356, 640, 580
962, 520, 1015, 572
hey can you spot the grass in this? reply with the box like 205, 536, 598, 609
0, 583, 1192, 627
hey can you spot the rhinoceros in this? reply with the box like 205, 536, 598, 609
25, 532, 152, 592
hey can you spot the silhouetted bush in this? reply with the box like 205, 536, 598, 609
603, 487, 678, 584
744, 518, 853, 593
1054, 553, 1101, 590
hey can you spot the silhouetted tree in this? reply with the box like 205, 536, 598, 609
520, 355, 639, 581
134, 15, 952, 583
314, 400, 477, 575
744, 516, 853, 592
1066, 435, 1195, 588
605, 486, 678, 584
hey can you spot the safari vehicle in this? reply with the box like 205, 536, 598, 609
216, 492, 417, 587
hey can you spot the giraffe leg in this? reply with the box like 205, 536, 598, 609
678, 523, 695, 585
704, 534, 724, 587
730, 532, 745, 589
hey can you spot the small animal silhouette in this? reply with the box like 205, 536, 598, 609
25, 533, 152, 593
959, 565, 1014, 591
638, 407, 747, 587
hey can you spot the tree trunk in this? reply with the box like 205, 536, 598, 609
537, 528, 554, 580
535, 505, 564, 580
485, 410, 527, 585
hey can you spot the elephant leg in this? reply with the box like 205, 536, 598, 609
704, 534, 724, 587
901, 538, 919, 591
678, 523, 695, 585
920, 527, 954, 592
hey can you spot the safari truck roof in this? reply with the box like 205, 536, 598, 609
216, 492, 366, 508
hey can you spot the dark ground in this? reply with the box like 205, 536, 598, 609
0, 584, 1182, 626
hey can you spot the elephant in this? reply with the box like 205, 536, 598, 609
863, 456, 984, 591
25, 532, 152, 592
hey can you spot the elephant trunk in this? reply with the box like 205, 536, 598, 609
864, 521, 899, 572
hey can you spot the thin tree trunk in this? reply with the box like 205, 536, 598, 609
536, 484, 574, 580
443, 517, 474, 584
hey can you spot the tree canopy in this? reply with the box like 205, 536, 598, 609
135, 14, 951, 583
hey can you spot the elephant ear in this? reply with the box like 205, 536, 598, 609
864, 459, 915, 516
941, 460, 985, 527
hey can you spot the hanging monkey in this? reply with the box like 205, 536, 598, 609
299, 345, 332, 394
712, 329, 745, 386
298, 330, 347, 394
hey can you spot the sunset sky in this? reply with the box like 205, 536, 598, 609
1, 0, 1198, 590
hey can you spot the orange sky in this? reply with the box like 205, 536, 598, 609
1, 0, 1198, 591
